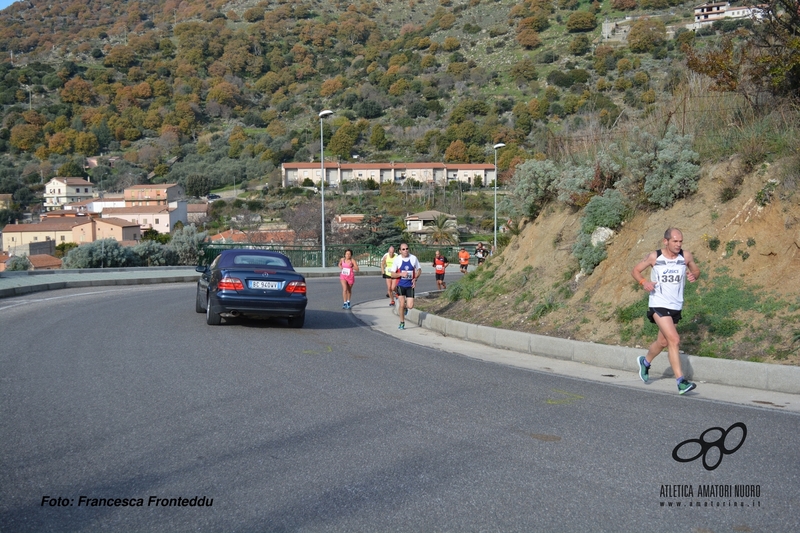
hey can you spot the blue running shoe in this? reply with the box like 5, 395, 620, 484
398, 322, 405, 330
677, 378, 697, 395
637, 356, 649, 383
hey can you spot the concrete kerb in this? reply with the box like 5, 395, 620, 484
403, 304, 800, 396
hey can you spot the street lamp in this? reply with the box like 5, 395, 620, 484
319, 109, 333, 267
492, 143, 505, 255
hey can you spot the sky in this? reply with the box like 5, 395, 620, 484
0, 0, 18, 12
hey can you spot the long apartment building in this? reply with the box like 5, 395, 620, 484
281, 162, 498, 189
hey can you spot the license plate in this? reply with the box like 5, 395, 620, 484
250, 280, 280, 290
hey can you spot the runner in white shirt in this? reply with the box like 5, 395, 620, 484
631, 228, 701, 395
390, 243, 421, 330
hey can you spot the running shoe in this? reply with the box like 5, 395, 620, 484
386, 293, 390, 298
389, 301, 395, 306
342, 303, 347, 309
345, 302, 351, 309
677, 379, 697, 395
398, 322, 405, 330
637, 356, 649, 383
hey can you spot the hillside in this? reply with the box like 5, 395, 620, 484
0, 0, 748, 210
416, 155, 800, 365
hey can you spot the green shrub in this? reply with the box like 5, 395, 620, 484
5, 255, 31, 271
630, 126, 700, 208
580, 189, 629, 233
572, 233, 607, 274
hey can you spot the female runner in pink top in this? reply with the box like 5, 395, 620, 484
338, 249, 359, 309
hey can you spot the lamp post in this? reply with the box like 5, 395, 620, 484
319, 110, 333, 267
492, 143, 505, 255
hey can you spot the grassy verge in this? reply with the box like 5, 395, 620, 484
615, 267, 800, 362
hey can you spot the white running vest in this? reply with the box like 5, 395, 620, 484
649, 249, 687, 310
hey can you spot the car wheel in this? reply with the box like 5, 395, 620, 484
195, 286, 205, 313
206, 295, 221, 325
287, 312, 305, 328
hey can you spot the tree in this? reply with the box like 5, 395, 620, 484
62, 239, 137, 268
370, 125, 388, 150
611, 0, 637, 10
628, 18, 666, 53
507, 158, 559, 219
429, 214, 458, 245
444, 140, 469, 162
328, 122, 359, 160
570, 34, 591, 56
516, 29, 542, 49
10, 124, 41, 151
186, 174, 211, 197
5, 255, 31, 271
57, 161, 86, 177
566, 12, 597, 33
74, 132, 99, 156
510, 59, 538, 83
104, 45, 137, 69
320, 76, 345, 97
686, 0, 800, 103
60, 78, 95, 104
165, 225, 207, 265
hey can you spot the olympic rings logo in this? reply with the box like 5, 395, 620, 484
672, 422, 747, 471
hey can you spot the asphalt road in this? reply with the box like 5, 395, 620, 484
1, 277, 798, 532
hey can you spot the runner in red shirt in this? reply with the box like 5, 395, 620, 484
432, 250, 450, 290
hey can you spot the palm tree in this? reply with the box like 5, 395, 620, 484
429, 213, 458, 245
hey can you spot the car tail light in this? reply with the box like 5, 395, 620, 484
218, 277, 244, 291
286, 281, 306, 294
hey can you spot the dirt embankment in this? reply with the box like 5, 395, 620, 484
417, 156, 800, 365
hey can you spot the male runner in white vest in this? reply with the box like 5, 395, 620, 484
631, 228, 701, 394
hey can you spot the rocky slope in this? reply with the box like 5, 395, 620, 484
417, 156, 800, 365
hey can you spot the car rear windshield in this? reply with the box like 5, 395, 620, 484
221, 254, 290, 268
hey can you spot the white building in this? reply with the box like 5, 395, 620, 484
43, 177, 94, 211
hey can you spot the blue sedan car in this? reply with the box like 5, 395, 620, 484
195, 249, 308, 327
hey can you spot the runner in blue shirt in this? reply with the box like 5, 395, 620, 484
390, 243, 422, 330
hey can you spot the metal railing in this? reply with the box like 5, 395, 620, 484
199, 243, 475, 268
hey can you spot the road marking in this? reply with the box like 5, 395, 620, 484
546, 389, 585, 405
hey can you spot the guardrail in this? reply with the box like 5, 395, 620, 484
199, 244, 474, 268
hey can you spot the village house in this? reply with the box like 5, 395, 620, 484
43, 177, 94, 211
403, 210, 459, 243
28, 254, 63, 270
124, 183, 185, 207
689, 2, 765, 29
1, 216, 141, 253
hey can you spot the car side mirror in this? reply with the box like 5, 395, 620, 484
195, 265, 208, 273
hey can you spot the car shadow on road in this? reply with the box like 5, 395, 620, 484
225, 309, 364, 330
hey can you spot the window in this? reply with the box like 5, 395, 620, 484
61, 236, 65, 241
84, 188, 88, 193
143, 218, 148, 224
33, 237, 38, 241
46, 236, 51, 241
75, 188, 80, 193
155, 218, 159, 224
